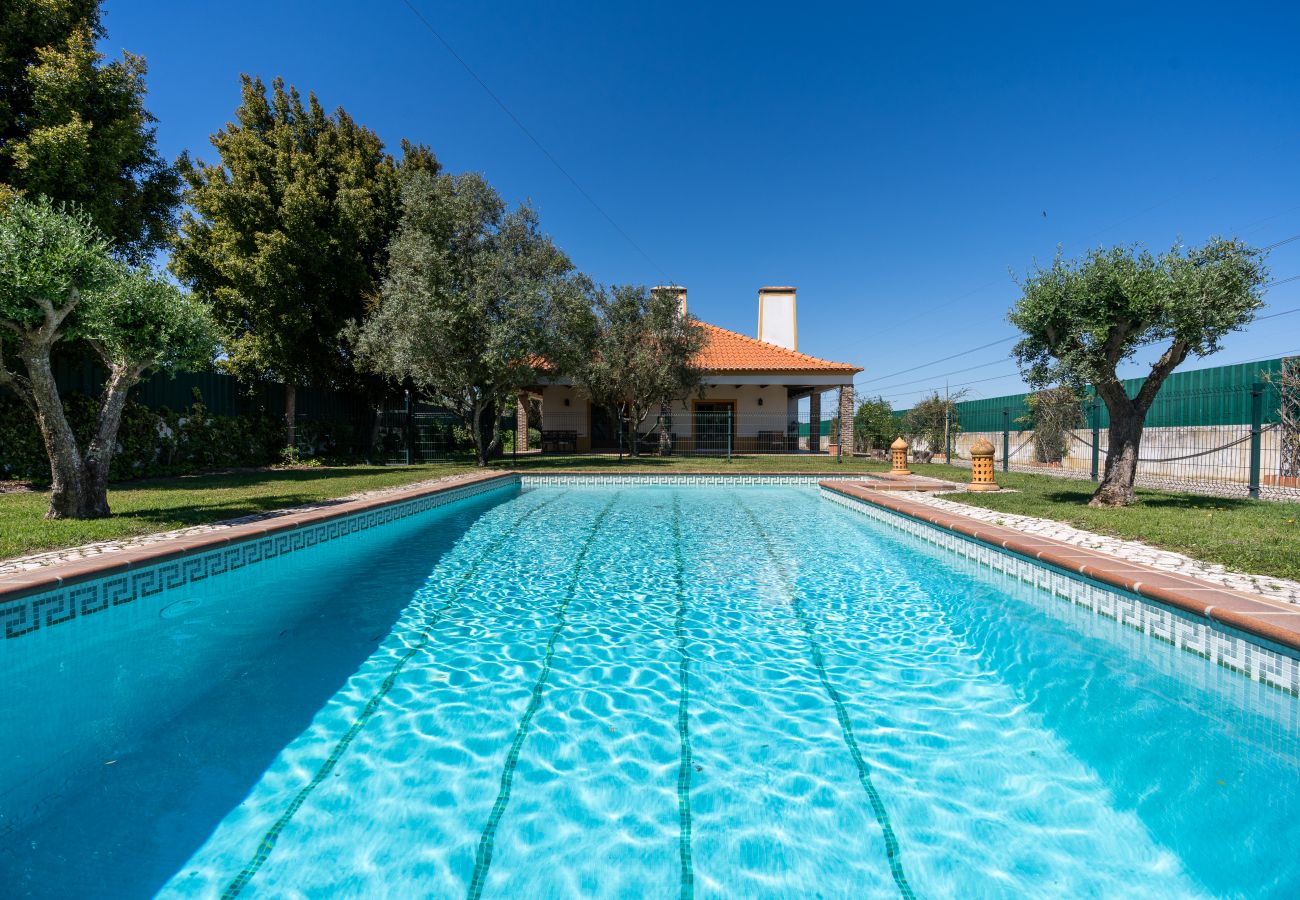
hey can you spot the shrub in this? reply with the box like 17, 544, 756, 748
853, 396, 895, 451
1019, 386, 1085, 463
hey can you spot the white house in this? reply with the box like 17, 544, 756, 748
520, 286, 863, 454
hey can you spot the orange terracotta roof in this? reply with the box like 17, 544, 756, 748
695, 322, 861, 374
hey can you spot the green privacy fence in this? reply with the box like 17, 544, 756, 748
894, 356, 1290, 432
47, 355, 372, 422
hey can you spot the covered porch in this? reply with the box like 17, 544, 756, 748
514, 377, 856, 455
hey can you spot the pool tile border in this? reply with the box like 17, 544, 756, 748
0, 471, 519, 641
821, 482, 1300, 694
520, 472, 876, 486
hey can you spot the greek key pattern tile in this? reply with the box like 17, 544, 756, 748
1, 477, 518, 642
822, 487, 1300, 696
521, 473, 866, 487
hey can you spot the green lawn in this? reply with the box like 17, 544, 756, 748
905, 461, 1300, 582
3, 454, 1297, 583
0, 464, 466, 562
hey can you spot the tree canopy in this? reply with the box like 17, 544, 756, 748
853, 395, 896, 452
563, 284, 706, 457
1010, 239, 1267, 505
0, 196, 216, 517
172, 75, 433, 443
0, 0, 178, 260
351, 171, 582, 465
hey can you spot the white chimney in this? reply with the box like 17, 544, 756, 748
655, 284, 687, 317
758, 286, 797, 350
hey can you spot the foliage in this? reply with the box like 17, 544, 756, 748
1017, 385, 1085, 463
82, 265, 216, 375
351, 171, 582, 466
561, 285, 706, 457
1010, 238, 1268, 506
0, 194, 115, 335
0, 389, 285, 482
903, 392, 963, 454
173, 76, 432, 426
1271, 356, 1300, 479
853, 395, 895, 451
0, 0, 178, 261
0, 197, 218, 516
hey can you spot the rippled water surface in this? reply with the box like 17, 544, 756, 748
3, 484, 1299, 898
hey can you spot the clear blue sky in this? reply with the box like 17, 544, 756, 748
103, 1, 1300, 407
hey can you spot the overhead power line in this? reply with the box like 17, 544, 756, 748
397, 0, 671, 282
856, 336, 1017, 387
1258, 234, 1300, 254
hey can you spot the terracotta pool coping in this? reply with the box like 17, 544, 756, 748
0, 470, 517, 603
517, 471, 959, 491
821, 481, 1300, 653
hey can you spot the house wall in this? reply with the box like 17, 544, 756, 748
538, 384, 837, 452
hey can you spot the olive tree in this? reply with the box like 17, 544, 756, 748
1010, 239, 1267, 507
351, 171, 580, 466
563, 285, 706, 457
0, 197, 216, 517
1019, 386, 1085, 463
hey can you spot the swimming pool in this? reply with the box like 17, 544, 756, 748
2, 481, 1298, 897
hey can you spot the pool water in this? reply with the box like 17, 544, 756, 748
2, 485, 1298, 898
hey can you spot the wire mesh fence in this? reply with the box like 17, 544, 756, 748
374, 403, 525, 465
529, 409, 845, 457
936, 379, 1300, 502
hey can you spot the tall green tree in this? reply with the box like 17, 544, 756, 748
351, 171, 582, 466
904, 391, 965, 457
172, 75, 434, 446
0, 197, 216, 518
853, 395, 895, 452
564, 285, 706, 458
0, 0, 178, 260
1010, 239, 1267, 506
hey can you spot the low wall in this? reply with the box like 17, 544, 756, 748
920, 426, 1297, 501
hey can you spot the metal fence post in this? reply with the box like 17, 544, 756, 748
403, 390, 412, 466
1090, 398, 1100, 482
1249, 382, 1264, 499
1002, 407, 1010, 473
726, 409, 733, 462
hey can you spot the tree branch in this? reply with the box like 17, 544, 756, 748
1135, 339, 1190, 412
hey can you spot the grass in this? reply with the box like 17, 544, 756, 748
904, 461, 1300, 582
0, 464, 466, 562
3, 453, 1297, 583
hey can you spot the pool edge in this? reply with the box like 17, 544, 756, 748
0, 471, 520, 604
820, 481, 1300, 657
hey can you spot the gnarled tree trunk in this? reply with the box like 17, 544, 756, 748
80, 363, 141, 519
1092, 401, 1144, 507
473, 401, 500, 467
23, 348, 90, 519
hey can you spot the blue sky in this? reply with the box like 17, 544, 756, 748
103, 1, 1300, 407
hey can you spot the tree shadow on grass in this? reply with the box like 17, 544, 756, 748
1036, 488, 1256, 512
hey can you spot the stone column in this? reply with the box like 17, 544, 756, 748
808, 391, 822, 452
516, 394, 529, 452
838, 384, 855, 454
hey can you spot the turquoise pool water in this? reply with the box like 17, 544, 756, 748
2, 484, 1298, 898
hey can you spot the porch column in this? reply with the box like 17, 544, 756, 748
808, 391, 822, 452
516, 393, 529, 452
838, 384, 855, 454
